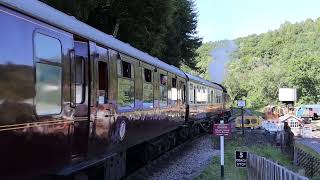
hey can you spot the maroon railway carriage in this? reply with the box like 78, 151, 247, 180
0, 1, 228, 180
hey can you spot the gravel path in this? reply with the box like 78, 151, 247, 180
126, 135, 219, 180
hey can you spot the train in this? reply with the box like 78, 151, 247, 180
0, 1, 230, 180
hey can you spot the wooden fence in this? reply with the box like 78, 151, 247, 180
294, 146, 320, 178
247, 153, 309, 180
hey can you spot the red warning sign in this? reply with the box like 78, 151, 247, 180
213, 123, 231, 136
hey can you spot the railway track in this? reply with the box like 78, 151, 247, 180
125, 133, 208, 179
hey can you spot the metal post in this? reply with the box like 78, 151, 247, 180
220, 120, 224, 178
241, 107, 244, 135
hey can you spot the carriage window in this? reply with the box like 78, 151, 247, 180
144, 68, 152, 82
75, 57, 85, 103
35, 33, 61, 63
197, 86, 201, 104
160, 74, 168, 107
118, 60, 135, 110
172, 78, 177, 88
118, 60, 133, 78
251, 119, 257, 124
34, 33, 62, 115
143, 68, 153, 108
98, 61, 108, 104
160, 74, 167, 86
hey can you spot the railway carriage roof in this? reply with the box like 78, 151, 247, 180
185, 73, 223, 90
0, 0, 186, 78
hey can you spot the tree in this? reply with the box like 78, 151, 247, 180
41, 0, 202, 69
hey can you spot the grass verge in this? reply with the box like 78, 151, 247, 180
195, 136, 293, 180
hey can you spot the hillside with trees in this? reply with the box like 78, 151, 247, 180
41, 0, 202, 69
224, 18, 320, 108
194, 18, 320, 108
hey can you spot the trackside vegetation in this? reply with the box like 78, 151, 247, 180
195, 136, 293, 180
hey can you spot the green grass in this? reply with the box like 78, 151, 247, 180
195, 137, 293, 180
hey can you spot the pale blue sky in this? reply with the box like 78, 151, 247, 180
196, 0, 320, 42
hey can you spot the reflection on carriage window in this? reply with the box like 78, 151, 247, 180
143, 83, 153, 108
34, 33, 61, 63
118, 78, 134, 110
160, 86, 167, 107
143, 68, 153, 108
35, 63, 62, 115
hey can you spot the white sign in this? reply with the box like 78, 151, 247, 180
237, 100, 246, 107
279, 88, 297, 102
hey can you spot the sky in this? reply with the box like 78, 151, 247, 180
196, 0, 320, 42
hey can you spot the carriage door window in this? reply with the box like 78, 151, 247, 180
74, 41, 88, 104
98, 61, 108, 104
75, 57, 84, 103
189, 83, 194, 104
183, 84, 186, 103
179, 81, 186, 104
34, 33, 62, 115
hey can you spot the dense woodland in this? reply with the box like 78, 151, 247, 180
218, 19, 320, 108
41, 0, 202, 69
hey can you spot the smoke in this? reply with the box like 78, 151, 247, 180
209, 40, 237, 84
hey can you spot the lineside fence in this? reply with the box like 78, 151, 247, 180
247, 153, 308, 180
294, 146, 320, 178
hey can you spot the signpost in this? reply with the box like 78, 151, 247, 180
235, 151, 248, 168
237, 100, 246, 135
213, 121, 231, 178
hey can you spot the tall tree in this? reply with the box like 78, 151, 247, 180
162, 0, 202, 68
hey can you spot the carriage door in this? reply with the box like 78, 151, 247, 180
89, 45, 114, 155
179, 80, 186, 119
71, 39, 90, 158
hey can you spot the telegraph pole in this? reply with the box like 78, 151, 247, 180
241, 107, 244, 135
